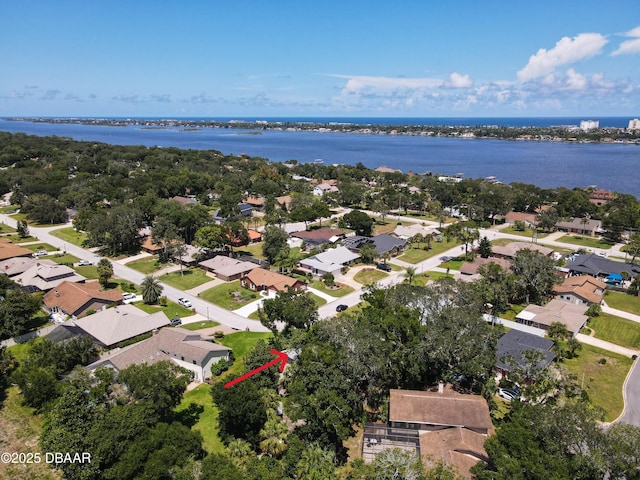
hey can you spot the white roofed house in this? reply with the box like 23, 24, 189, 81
298, 246, 360, 277
313, 182, 339, 197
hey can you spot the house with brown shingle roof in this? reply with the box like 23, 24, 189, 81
87, 326, 231, 381
363, 387, 493, 479
459, 257, 512, 276
504, 211, 538, 227
290, 227, 346, 247
199, 255, 258, 281
241, 268, 306, 293
0, 238, 34, 261
491, 242, 554, 259
552, 275, 606, 306
555, 218, 602, 236
589, 189, 615, 206
43, 280, 123, 318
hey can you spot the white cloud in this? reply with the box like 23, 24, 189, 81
517, 33, 608, 81
444, 72, 473, 88
565, 68, 587, 90
612, 25, 640, 55
331, 74, 443, 95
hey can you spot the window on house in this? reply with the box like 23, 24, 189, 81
193, 360, 196, 365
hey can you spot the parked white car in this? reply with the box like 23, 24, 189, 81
178, 298, 192, 308
77, 259, 92, 266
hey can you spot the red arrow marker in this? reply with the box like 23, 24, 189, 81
224, 349, 288, 388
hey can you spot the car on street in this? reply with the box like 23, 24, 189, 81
169, 317, 182, 326
376, 263, 392, 272
336, 304, 348, 312
77, 260, 92, 266
178, 298, 192, 308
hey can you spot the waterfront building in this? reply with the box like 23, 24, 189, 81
580, 120, 599, 131
628, 118, 640, 131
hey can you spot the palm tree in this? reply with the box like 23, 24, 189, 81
296, 444, 337, 480
141, 275, 163, 304
227, 439, 253, 469
97, 258, 113, 287
403, 266, 417, 285
259, 415, 288, 457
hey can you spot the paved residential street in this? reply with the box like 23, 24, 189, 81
2, 211, 640, 425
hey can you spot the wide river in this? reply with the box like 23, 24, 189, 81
1, 119, 639, 197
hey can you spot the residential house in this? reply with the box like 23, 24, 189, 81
243, 196, 265, 210
374, 166, 401, 173
290, 228, 347, 247
393, 223, 439, 240
247, 229, 262, 243
299, 246, 360, 277
515, 299, 589, 337
496, 330, 555, 380
177, 244, 202, 266
73, 304, 169, 348
344, 234, 407, 256
198, 255, 258, 282
504, 211, 538, 227
275, 195, 293, 210
241, 268, 306, 293
491, 242, 554, 259
362, 387, 493, 479
0, 257, 56, 277
44, 280, 123, 318
313, 182, 339, 197
0, 238, 34, 262
552, 275, 606, 306
140, 235, 163, 254
170, 195, 198, 206
555, 218, 602, 236
87, 327, 231, 381
458, 257, 511, 278
237, 202, 253, 217
567, 253, 638, 279
14, 263, 86, 292
589, 189, 615, 206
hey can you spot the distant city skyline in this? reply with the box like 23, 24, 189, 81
2, 1, 640, 118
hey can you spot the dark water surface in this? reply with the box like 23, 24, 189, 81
1, 119, 638, 197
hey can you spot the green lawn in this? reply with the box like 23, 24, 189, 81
605, 291, 640, 316
199, 280, 260, 310
48, 253, 80, 265
308, 292, 327, 307
75, 265, 99, 279
125, 257, 165, 274
132, 301, 193, 318
499, 225, 548, 238
410, 271, 453, 286
500, 304, 526, 321
438, 258, 465, 270
564, 344, 633, 421
175, 384, 226, 455
180, 320, 221, 331
1, 234, 38, 243
353, 268, 388, 285
49, 226, 88, 247
556, 235, 613, 250
159, 268, 212, 290
22, 243, 57, 252
588, 313, 640, 349
234, 241, 266, 260
220, 331, 273, 377
310, 280, 355, 297
397, 239, 460, 264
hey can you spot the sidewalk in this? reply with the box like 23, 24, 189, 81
601, 301, 640, 324
575, 333, 639, 357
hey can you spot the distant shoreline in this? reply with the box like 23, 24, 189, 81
3, 116, 639, 145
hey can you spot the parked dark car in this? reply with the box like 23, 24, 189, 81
336, 304, 348, 312
169, 317, 182, 326
376, 263, 392, 272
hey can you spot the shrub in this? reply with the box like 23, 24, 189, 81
598, 358, 607, 365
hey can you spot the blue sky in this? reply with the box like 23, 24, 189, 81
2, 1, 640, 117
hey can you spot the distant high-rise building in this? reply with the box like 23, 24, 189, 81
628, 118, 640, 131
580, 120, 599, 131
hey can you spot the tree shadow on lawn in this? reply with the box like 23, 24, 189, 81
173, 402, 205, 428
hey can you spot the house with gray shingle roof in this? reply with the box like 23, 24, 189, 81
87, 327, 231, 381
73, 304, 170, 348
